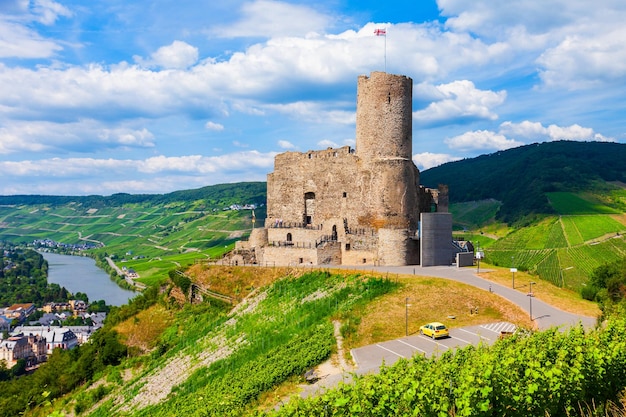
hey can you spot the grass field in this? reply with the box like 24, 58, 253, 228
472, 191, 626, 291
0, 201, 262, 286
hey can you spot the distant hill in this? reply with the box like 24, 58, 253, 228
0, 181, 266, 208
420, 141, 626, 224
0, 182, 267, 286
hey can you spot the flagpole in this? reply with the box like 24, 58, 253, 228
375, 27, 387, 73
384, 31, 387, 72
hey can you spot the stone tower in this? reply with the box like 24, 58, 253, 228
355, 72, 421, 234
356, 71, 413, 161
235, 71, 457, 267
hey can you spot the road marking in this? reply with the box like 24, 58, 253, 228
419, 335, 450, 349
480, 322, 516, 334
458, 328, 492, 341
375, 344, 405, 358
449, 334, 472, 344
397, 339, 426, 354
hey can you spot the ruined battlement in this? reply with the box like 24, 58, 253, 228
250, 72, 455, 267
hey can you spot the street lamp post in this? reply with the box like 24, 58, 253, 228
528, 281, 536, 320
405, 297, 410, 336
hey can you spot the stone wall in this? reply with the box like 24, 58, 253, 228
253, 72, 454, 267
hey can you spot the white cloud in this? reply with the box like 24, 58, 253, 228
0, 120, 155, 154
31, 0, 73, 25
277, 140, 295, 149
205, 121, 224, 131
317, 139, 339, 148
134, 41, 199, 70
438, 0, 626, 89
413, 152, 462, 170
413, 80, 506, 126
265, 101, 355, 124
500, 121, 615, 142
214, 0, 331, 38
537, 27, 626, 89
0, 18, 64, 58
0, 151, 277, 194
444, 130, 523, 152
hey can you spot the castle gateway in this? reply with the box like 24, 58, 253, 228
239, 72, 461, 267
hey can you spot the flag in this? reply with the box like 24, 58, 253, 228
374, 28, 386, 36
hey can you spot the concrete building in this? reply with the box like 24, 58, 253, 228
235, 72, 460, 267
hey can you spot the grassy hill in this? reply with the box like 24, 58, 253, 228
2, 141, 626, 291
24, 265, 578, 417
420, 141, 626, 291
420, 141, 626, 225
0, 182, 266, 286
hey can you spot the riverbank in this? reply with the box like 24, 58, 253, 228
42, 252, 136, 306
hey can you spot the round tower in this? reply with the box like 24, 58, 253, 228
356, 72, 413, 162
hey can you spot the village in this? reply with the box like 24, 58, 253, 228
0, 301, 106, 371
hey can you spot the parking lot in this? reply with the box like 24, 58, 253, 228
351, 321, 517, 373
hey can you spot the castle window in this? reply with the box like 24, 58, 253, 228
342, 192, 347, 198
362, 258, 367, 264
304, 192, 315, 225
345, 243, 351, 251
286, 233, 292, 242
308, 153, 312, 159
299, 258, 304, 264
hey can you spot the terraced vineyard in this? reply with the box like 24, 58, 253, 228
0, 183, 266, 286
483, 192, 626, 290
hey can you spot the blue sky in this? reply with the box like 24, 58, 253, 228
0, 0, 624, 195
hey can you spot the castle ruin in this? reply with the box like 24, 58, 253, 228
238, 72, 459, 267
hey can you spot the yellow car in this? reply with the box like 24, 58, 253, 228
419, 322, 449, 339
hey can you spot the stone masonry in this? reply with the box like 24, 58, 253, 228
236, 72, 456, 266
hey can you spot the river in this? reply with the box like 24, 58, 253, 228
41, 252, 136, 306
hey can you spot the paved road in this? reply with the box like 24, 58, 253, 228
352, 321, 517, 373
299, 264, 598, 398
340, 264, 597, 331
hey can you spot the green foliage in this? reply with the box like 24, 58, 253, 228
486, 214, 626, 290
583, 258, 626, 313
0, 246, 72, 306
169, 269, 191, 294
421, 141, 626, 224
86, 271, 399, 417
266, 313, 626, 417
0, 326, 127, 417
0, 182, 266, 284
547, 192, 621, 215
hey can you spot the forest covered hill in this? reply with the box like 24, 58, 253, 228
420, 141, 626, 224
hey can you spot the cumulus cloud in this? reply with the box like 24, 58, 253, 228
537, 27, 626, 89
444, 130, 524, 152
205, 121, 224, 131
0, 151, 276, 194
439, 0, 626, 89
31, 0, 73, 25
0, 120, 155, 154
500, 121, 615, 142
413, 80, 506, 126
278, 140, 295, 149
214, 0, 331, 38
413, 152, 463, 170
0, 18, 64, 58
317, 139, 340, 148
134, 41, 199, 69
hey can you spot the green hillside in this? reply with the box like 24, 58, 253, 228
420, 141, 626, 224
0, 182, 266, 286
422, 142, 626, 291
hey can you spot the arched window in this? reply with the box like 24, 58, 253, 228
286, 233, 292, 242
304, 192, 315, 225
332, 225, 338, 241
